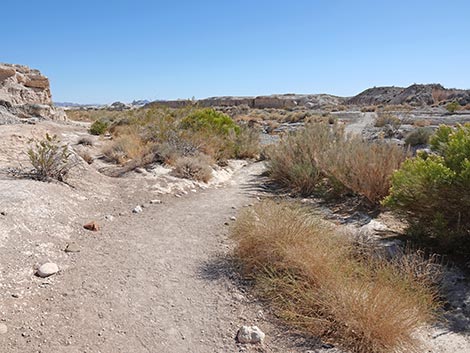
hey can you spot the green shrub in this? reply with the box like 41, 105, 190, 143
180, 108, 240, 135
404, 127, 433, 147
28, 133, 74, 182
383, 124, 470, 245
89, 120, 109, 135
446, 101, 461, 113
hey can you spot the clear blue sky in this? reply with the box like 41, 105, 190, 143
2, 0, 469, 103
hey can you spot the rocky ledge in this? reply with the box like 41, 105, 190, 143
0, 63, 66, 124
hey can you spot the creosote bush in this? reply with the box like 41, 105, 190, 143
267, 123, 408, 203
28, 133, 74, 182
232, 201, 439, 353
384, 124, 470, 247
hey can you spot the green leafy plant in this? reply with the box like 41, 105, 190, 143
404, 127, 433, 147
446, 101, 461, 113
180, 108, 240, 135
89, 120, 109, 135
383, 124, 470, 245
28, 133, 74, 182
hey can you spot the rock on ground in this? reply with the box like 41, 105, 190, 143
36, 262, 59, 278
237, 325, 265, 344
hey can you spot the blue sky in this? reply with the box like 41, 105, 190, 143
2, 0, 469, 103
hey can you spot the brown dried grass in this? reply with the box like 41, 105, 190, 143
232, 201, 440, 353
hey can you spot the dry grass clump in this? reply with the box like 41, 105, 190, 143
103, 131, 152, 165
77, 137, 93, 146
375, 113, 401, 128
78, 150, 93, 164
172, 154, 213, 182
232, 201, 440, 353
267, 123, 408, 203
413, 119, 431, 127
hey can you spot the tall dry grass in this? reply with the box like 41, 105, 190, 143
267, 123, 409, 203
232, 201, 440, 353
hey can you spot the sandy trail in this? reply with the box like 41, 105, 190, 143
0, 161, 306, 353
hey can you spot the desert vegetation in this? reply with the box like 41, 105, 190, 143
384, 124, 470, 251
232, 201, 440, 353
267, 122, 408, 203
87, 107, 259, 181
28, 133, 75, 182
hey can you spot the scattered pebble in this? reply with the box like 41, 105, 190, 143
175, 194, 182, 198
0, 323, 7, 334
83, 221, 100, 231
64, 242, 80, 253
191, 189, 197, 193
237, 325, 265, 344
36, 262, 59, 278
132, 205, 143, 213
224, 222, 230, 226
0, 211, 6, 216
150, 199, 162, 204
104, 215, 114, 221
230, 216, 237, 221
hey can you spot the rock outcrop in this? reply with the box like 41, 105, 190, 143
348, 84, 470, 106
0, 63, 66, 124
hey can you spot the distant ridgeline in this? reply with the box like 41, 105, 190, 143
146, 84, 470, 110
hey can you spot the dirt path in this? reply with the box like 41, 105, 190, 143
0, 162, 307, 353
344, 112, 375, 135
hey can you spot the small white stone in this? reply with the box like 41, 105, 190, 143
37, 262, 59, 278
150, 199, 162, 204
104, 215, 114, 221
237, 325, 265, 344
230, 216, 237, 221
132, 205, 143, 213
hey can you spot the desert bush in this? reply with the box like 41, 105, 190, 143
361, 105, 377, 112
233, 126, 260, 159
383, 124, 470, 245
77, 137, 93, 146
100, 107, 259, 171
89, 120, 109, 135
374, 113, 401, 128
232, 201, 439, 353
267, 123, 408, 203
103, 132, 152, 165
180, 108, 240, 135
404, 127, 433, 147
172, 154, 213, 182
28, 133, 74, 182
413, 119, 431, 127
78, 150, 93, 164
446, 101, 461, 113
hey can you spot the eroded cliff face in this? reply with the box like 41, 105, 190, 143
0, 63, 66, 124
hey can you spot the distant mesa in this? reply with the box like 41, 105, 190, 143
144, 84, 470, 110
0, 63, 66, 124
